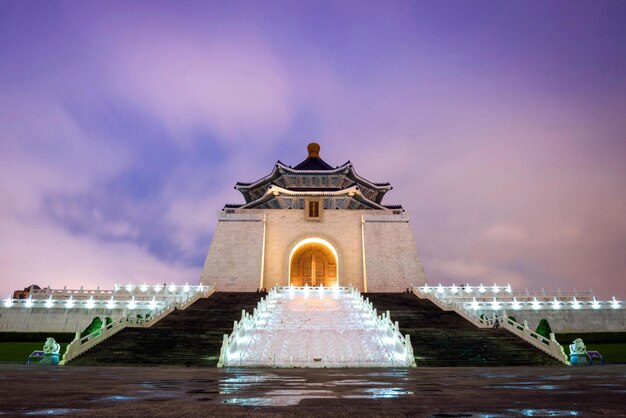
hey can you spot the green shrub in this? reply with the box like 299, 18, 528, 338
80, 317, 103, 338
507, 316, 517, 323
535, 319, 552, 338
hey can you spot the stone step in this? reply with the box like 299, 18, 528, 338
70, 292, 265, 367
364, 292, 561, 367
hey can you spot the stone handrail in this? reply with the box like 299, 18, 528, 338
218, 285, 415, 368
362, 213, 410, 223
417, 284, 595, 299
413, 286, 570, 364
416, 290, 490, 329
60, 287, 214, 365
218, 287, 278, 367
3, 295, 168, 310
217, 212, 264, 222
483, 315, 570, 364
352, 287, 416, 367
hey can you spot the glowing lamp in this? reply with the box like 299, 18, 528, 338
532, 297, 540, 310
612, 297, 620, 309
592, 297, 600, 309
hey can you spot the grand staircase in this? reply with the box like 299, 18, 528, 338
70, 292, 264, 367
365, 293, 561, 367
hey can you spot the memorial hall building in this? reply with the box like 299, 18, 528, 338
201, 143, 426, 292
2, 142, 624, 369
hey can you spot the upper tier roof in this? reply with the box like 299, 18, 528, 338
233, 143, 397, 209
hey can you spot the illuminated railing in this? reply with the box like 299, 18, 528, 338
61, 286, 215, 364
362, 213, 410, 222
218, 285, 415, 368
3, 283, 210, 309
415, 283, 622, 311
482, 315, 570, 364
414, 286, 570, 364
218, 287, 278, 367
350, 287, 416, 367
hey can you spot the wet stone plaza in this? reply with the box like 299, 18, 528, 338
1, 365, 625, 416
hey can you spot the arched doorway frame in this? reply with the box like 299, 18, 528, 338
288, 237, 339, 286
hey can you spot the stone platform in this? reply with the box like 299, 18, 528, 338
1, 364, 625, 416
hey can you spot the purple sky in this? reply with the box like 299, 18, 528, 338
1, 1, 625, 298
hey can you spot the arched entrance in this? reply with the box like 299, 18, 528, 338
289, 238, 338, 286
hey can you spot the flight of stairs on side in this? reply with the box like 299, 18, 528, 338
70, 292, 265, 367
364, 292, 562, 367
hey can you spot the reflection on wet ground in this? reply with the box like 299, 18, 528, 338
0, 365, 625, 416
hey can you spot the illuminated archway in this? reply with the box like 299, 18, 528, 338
288, 238, 339, 286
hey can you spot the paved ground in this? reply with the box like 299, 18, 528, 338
1, 364, 625, 416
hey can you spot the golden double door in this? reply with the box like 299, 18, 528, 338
290, 244, 337, 286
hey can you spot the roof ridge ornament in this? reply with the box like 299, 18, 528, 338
307, 142, 320, 158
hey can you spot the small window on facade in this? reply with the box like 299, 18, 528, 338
305, 198, 322, 221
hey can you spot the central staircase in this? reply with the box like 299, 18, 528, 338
365, 293, 561, 366
70, 292, 264, 367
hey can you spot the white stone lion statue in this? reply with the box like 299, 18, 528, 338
43, 337, 60, 355
569, 338, 586, 355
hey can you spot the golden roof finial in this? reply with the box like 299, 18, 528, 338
307, 142, 320, 158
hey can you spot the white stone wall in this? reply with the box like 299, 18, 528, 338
363, 215, 426, 291
0, 307, 143, 333
475, 308, 626, 333
200, 209, 427, 292
200, 214, 265, 291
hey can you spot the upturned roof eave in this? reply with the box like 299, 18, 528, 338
239, 184, 390, 210
235, 161, 392, 191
